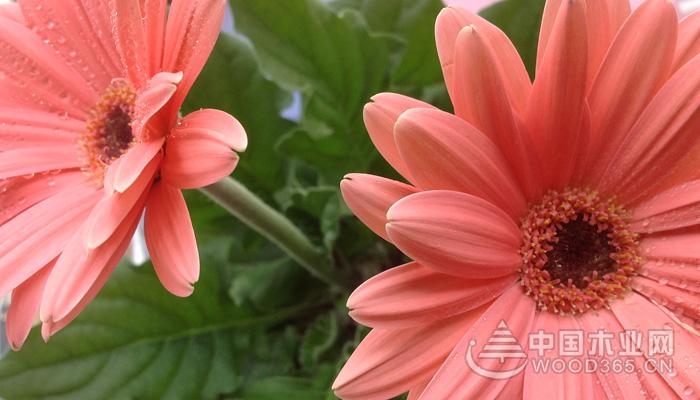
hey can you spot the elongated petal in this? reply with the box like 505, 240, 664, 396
586, 0, 677, 184
348, 261, 515, 329
6, 265, 52, 350
145, 182, 199, 297
526, 0, 588, 189
585, 0, 631, 86
19, 0, 122, 92
576, 312, 648, 400
41, 190, 145, 323
523, 313, 600, 400
112, 0, 149, 86
161, 110, 244, 189
435, 7, 530, 114
611, 293, 700, 398
0, 108, 83, 151
386, 191, 522, 279
41, 201, 142, 334
333, 305, 488, 400
640, 231, 700, 263
599, 54, 700, 203
638, 260, 700, 294
632, 276, 700, 329
420, 285, 535, 399
0, 171, 85, 225
163, 0, 226, 113
630, 180, 700, 233
395, 108, 526, 219
0, 146, 81, 180
363, 93, 436, 182
106, 138, 164, 194
0, 186, 99, 299
451, 25, 539, 200
340, 174, 418, 242
673, 11, 700, 71
84, 153, 160, 249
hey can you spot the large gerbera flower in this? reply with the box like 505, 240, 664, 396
335, 0, 700, 398
0, 0, 246, 349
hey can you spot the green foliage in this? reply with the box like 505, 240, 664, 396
0, 0, 547, 398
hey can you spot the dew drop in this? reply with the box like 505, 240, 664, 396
684, 387, 694, 396
659, 277, 669, 286
46, 21, 56, 30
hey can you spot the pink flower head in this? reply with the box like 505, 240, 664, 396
336, 1, 700, 398
0, 0, 247, 349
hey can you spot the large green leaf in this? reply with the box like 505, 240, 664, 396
0, 263, 311, 400
230, 0, 388, 128
184, 33, 293, 198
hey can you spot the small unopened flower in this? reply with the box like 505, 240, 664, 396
0, 0, 246, 349
336, 0, 700, 398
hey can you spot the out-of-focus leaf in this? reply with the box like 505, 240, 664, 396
0, 262, 310, 400
300, 312, 339, 370
183, 32, 292, 198
236, 376, 326, 399
480, 0, 545, 78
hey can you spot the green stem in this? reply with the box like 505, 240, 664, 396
200, 177, 347, 291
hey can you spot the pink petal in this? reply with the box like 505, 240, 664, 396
630, 179, 700, 233
0, 171, 85, 225
522, 313, 601, 400
632, 276, 700, 330
161, 111, 245, 189
611, 292, 700, 398
112, 0, 149, 86
132, 71, 182, 140
41, 202, 142, 336
584, 0, 631, 87
0, 14, 96, 115
673, 11, 700, 71
0, 107, 83, 151
394, 107, 526, 219
599, 54, 700, 204
106, 138, 164, 194
6, 264, 52, 350
348, 261, 515, 329
576, 311, 648, 400
526, 0, 589, 190
638, 260, 700, 294
143, 0, 168, 73
363, 93, 436, 182
640, 230, 700, 263
0, 3, 25, 23
435, 7, 530, 115
144, 182, 199, 297
84, 153, 160, 249
0, 146, 81, 180
176, 108, 247, 152
41, 189, 145, 323
406, 379, 429, 400
420, 284, 535, 399
586, 0, 677, 185
451, 25, 540, 200
386, 190, 522, 279
0, 185, 100, 299
19, 0, 122, 93
163, 0, 226, 113
340, 173, 418, 242
333, 305, 489, 400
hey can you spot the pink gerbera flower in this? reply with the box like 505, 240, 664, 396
0, 0, 246, 349
335, 0, 700, 398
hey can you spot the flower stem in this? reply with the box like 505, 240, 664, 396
200, 177, 347, 291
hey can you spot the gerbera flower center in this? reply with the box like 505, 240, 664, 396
79, 79, 136, 184
519, 188, 640, 314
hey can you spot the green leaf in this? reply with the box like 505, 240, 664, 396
480, 0, 545, 78
183, 32, 293, 198
0, 263, 310, 400
230, 0, 389, 128
299, 312, 340, 370
237, 376, 326, 400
